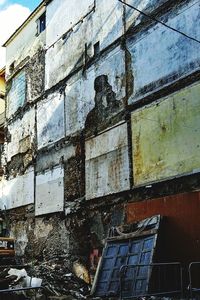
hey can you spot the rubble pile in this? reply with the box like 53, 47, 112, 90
34, 259, 91, 299
0, 267, 42, 299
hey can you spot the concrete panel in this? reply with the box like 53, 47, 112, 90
45, 2, 123, 90
46, 0, 94, 48
6, 108, 35, 162
1, 168, 34, 210
131, 81, 200, 186
65, 46, 125, 136
65, 70, 95, 136
86, 123, 130, 199
128, 0, 200, 103
35, 166, 64, 216
45, 17, 93, 89
93, 0, 123, 51
125, 0, 168, 30
36, 144, 76, 173
37, 91, 65, 149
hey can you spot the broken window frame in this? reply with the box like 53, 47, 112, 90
7, 69, 27, 117
37, 12, 46, 35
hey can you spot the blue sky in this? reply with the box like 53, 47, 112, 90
1, 0, 41, 11
0, 0, 42, 67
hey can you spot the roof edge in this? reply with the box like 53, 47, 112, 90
3, 0, 51, 47
0, 67, 5, 76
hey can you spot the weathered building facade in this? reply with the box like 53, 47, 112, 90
1, 0, 200, 298
0, 68, 5, 176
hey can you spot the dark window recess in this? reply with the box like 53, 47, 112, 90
94, 41, 100, 56
38, 12, 46, 34
92, 215, 161, 298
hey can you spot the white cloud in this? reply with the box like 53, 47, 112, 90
0, 0, 7, 6
0, 4, 31, 68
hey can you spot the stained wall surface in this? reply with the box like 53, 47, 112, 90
5, 6, 46, 75
37, 91, 65, 149
35, 166, 64, 216
128, 0, 200, 103
85, 123, 130, 199
131, 81, 200, 186
45, 0, 123, 89
6, 109, 35, 162
0, 168, 34, 210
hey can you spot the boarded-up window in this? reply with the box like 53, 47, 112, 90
7, 70, 26, 117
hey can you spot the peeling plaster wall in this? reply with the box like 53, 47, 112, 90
36, 143, 76, 173
65, 46, 125, 136
65, 70, 95, 136
35, 166, 64, 216
37, 91, 65, 149
45, 0, 123, 89
45, 14, 94, 89
92, 0, 123, 51
91, 46, 126, 101
85, 123, 130, 199
26, 49, 45, 101
6, 108, 35, 162
5, 7, 46, 76
0, 168, 34, 210
128, 0, 200, 103
10, 220, 29, 257
131, 81, 200, 186
125, 0, 168, 30
3, 0, 200, 293
46, 0, 95, 48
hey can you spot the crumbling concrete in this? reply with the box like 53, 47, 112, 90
2, 0, 200, 299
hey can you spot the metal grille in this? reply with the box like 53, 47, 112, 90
120, 262, 183, 299
94, 235, 157, 297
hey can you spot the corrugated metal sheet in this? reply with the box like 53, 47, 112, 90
35, 166, 64, 216
131, 81, 200, 186
37, 91, 65, 149
85, 123, 130, 200
0, 168, 34, 210
128, 0, 200, 103
6, 109, 35, 162
126, 192, 200, 263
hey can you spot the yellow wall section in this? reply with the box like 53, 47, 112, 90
131, 82, 200, 186
0, 76, 5, 96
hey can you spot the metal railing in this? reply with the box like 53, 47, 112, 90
0, 286, 47, 300
119, 262, 183, 299
188, 262, 200, 298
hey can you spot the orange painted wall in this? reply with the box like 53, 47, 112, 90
127, 192, 200, 264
